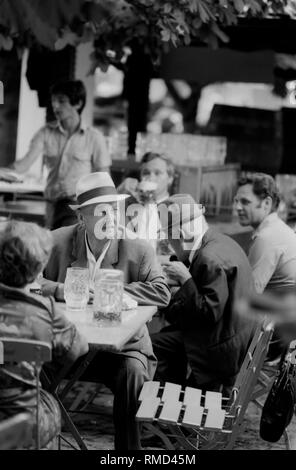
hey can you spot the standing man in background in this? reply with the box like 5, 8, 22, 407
4, 80, 110, 229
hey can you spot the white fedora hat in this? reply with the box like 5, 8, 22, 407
69, 172, 130, 210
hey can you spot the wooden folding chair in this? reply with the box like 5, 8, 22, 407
0, 412, 30, 450
136, 321, 274, 450
0, 337, 54, 449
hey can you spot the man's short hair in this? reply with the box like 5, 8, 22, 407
0, 221, 53, 288
238, 173, 281, 211
50, 80, 86, 114
141, 152, 175, 179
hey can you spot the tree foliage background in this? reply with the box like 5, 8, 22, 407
0, 0, 292, 70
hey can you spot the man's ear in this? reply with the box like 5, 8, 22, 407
74, 100, 83, 112
264, 196, 273, 213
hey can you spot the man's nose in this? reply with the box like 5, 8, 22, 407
233, 199, 242, 211
142, 174, 152, 181
52, 101, 59, 111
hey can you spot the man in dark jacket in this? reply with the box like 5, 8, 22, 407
152, 194, 256, 393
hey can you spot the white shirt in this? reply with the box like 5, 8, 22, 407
85, 233, 111, 291
188, 221, 209, 265
249, 212, 296, 294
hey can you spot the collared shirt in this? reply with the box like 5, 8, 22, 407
249, 212, 296, 294
28, 121, 110, 201
85, 233, 111, 291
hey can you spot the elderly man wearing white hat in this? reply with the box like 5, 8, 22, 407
41, 171, 170, 450
151, 193, 257, 396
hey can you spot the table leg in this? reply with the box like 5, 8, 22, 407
43, 349, 98, 450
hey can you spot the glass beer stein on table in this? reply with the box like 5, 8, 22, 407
64, 267, 90, 310
137, 180, 157, 204
93, 269, 124, 326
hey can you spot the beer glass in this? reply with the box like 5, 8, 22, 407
137, 180, 157, 204
64, 267, 89, 310
93, 269, 123, 325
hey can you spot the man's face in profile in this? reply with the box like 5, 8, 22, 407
234, 184, 268, 228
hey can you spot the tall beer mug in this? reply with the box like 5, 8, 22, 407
64, 267, 89, 310
93, 269, 124, 326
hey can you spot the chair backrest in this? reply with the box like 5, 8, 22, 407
0, 337, 52, 449
0, 413, 30, 450
136, 320, 275, 450
228, 320, 274, 417
0, 337, 52, 365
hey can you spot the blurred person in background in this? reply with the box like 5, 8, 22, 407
236, 291, 296, 345
118, 152, 175, 205
1, 80, 110, 230
118, 152, 176, 255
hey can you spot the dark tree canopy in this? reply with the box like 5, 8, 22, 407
0, 0, 293, 70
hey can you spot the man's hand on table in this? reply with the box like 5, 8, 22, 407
0, 167, 23, 182
54, 283, 65, 301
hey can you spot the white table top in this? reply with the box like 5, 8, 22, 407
60, 304, 157, 352
0, 179, 45, 194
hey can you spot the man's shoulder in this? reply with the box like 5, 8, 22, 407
51, 224, 78, 244
198, 229, 248, 262
119, 236, 154, 255
84, 126, 104, 139
43, 121, 59, 133
32, 123, 55, 138
202, 228, 240, 249
258, 216, 295, 239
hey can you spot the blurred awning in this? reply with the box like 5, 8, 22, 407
160, 47, 275, 84
160, 17, 296, 85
